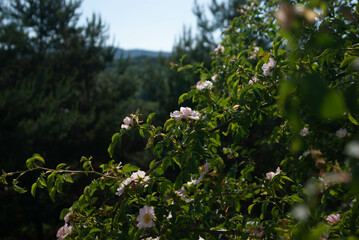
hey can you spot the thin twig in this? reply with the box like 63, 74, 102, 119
145, 160, 163, 175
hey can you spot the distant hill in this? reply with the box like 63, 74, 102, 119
114, 48, 171, 59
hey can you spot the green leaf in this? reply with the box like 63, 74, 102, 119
64, 175, 74, 183
47, 172, 56, 189
147, 113, 156, 124
349, 113, 359, 125
31, 182, 37, 197
248, 203, 255, 214
260, 201, 268, 220
89, 228, 102, 234
49, 187, 56, 202
122, 164, 139, 173
26, 154, 45, 170
108, 133, 121, 158
178, 93, 189, 104
0, 170, 7, 184
56, 163, 67, 170
290, 194, 304, 203
12, 184, 27, 194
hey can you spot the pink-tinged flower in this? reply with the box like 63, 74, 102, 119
336, 128, 347, 138
262, 58, 276, 76
211, 74, 218, 82
56, 223, 73, 240
63, 208, 72, 223
300, 127, 309, 136
196, 80, 213, 90
214, 44, 224, 54
180, 107, 193, 118
170, 110, 182, 121
137, 206, 155, 229
187, 110, 200, 120
170, 107, 200, 121
121, 114, 138, 129
326, 213, 340, 225
266, 167, 282, 180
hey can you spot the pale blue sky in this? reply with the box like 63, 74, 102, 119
79, 0, 212, 52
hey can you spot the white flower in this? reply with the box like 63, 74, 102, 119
336, 128, 347, 138
211, 74, 218, 82
56, 223, 73, 240
170, 110, 182, 121
137, 206, 155, 229
196, 80, 213, 90
262, 58, 276, 76
248, 47, 259, 60
214, 44, 224, 54
175, 186, 186, 198
300, 127, 309, 136
248, 75, 258, 85
170, 107, 200, 121
116, 177, 133, 197
131, 170, 150, 183
266, 167, 282, 180
326, 214, 340, 225
187, 162, 210, 185
121, 115, 138, 129
187, 109, 200, 120
116, 170, 150, 197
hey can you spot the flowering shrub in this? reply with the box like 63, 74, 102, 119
1, 0, 359, 239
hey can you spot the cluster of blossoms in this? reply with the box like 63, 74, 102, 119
56, 208, 73, 240
196, 80, 213, 90
248, 46, 260, 60
187, 161, 210, 185
137, 205, 155, 229
266, 167, 282, 180
239, 2, 256, 14
214, 44, 224, 55
121, 114, 138, 130
170, 107, 200, 121
262, 58, 276, 76
116, 170, 150, 197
